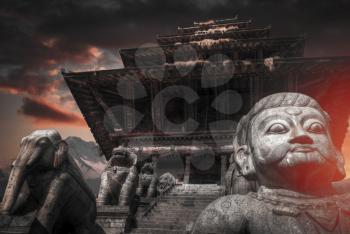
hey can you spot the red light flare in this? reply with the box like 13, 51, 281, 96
300, 68, 350, 178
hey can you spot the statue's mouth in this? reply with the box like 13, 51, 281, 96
274, 144, 327, 168
291, 146, 316, 153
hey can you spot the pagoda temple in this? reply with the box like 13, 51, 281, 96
63, 16, 350, 188
1, 16, 350, 234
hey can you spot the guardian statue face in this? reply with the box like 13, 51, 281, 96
193, 93, 350, 234
234, 93, 345, 192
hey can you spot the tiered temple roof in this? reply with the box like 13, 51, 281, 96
63, 17, 350, 167
120, 17, 304, 68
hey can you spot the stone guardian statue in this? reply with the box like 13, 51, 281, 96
96, 146, 138, 206
136, 162, 158, 198
192, 92, 350, 234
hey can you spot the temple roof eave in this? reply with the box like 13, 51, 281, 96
120, 36, 305, 54
156, 27, 272, 45
62, 56, 350, 81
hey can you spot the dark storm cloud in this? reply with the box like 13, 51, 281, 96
2, 0, 350, 49
0, 11, 93, 96
0, 65, 53, 95
0, 0, 350, 112
18, 97, 84, 125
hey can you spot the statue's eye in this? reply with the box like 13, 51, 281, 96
266, 123, 289, 134
37, 138, 49, 146
307, 122, 325, 134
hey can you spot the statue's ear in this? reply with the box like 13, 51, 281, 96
53, 140, 68, 168
229, 153, 234, 164
234, 145, 256, 179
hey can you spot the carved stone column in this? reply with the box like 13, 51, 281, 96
152, 154, 159, 174
220, 154, 228, 186
124, 80, 135, 132
183, 155, 191, 184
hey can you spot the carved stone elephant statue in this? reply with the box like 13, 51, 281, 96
136, 162, 158, 198
0, 129, 97, 234
96, 146, 138, 206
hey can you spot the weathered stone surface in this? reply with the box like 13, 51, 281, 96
97, 146, 138, 206
193, 93, 350, 234
0, 212, 34, 234
157, 173, 176, 194
0, 130, 96, 234
136, 162, 157, 198
96, 205, 132, 234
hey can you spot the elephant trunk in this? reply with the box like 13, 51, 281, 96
1, 143, 40, 215
1, 166, 26, 214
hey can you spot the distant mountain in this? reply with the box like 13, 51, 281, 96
65, 136, 106, 195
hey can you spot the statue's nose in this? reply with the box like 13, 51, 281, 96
289, 135, 314, 144
289, 125, 314, 144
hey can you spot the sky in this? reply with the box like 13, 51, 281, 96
0, 0, 350, 170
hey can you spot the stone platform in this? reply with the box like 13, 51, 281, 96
96, 205, 133, 234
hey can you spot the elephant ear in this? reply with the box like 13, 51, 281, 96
54, 140, 68, 168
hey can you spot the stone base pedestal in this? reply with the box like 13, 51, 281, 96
0, 211, 35, 234
96, 205, 132, 234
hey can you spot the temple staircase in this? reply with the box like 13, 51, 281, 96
129, 184, 223, 234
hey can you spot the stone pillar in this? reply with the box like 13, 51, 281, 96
124, 80, 135, 132
220, 154, 228, 186
152, 154, 159, 174
183, 155, 191, 184
151, 81, 163, 131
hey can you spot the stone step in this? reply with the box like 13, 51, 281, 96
159, 200, 215, 204
141, 213, 201, 222
149, 207, 203, 212
138, 218, 198, 224
155, 202, 210, 208
136, 222, 187, 229
162, 195, 219, 199
159, 199, 216, 204
129, 227, 187, 234
146, 211, 202, 218
159, 197, 216, 201
170, 192, 222, 196
157, 201, 214, 206
151, 205, 207, 213
0, 229, 29, 234
0, 232, 28, 234
143, 218, 196, 223
152, 204, 208, 208
130, 187, 221, 234
144, 209, 201, 215
143, 217, 198, 224
155, 204, 210, 209
137, 219, 195, 226
156, 200, 212, 205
